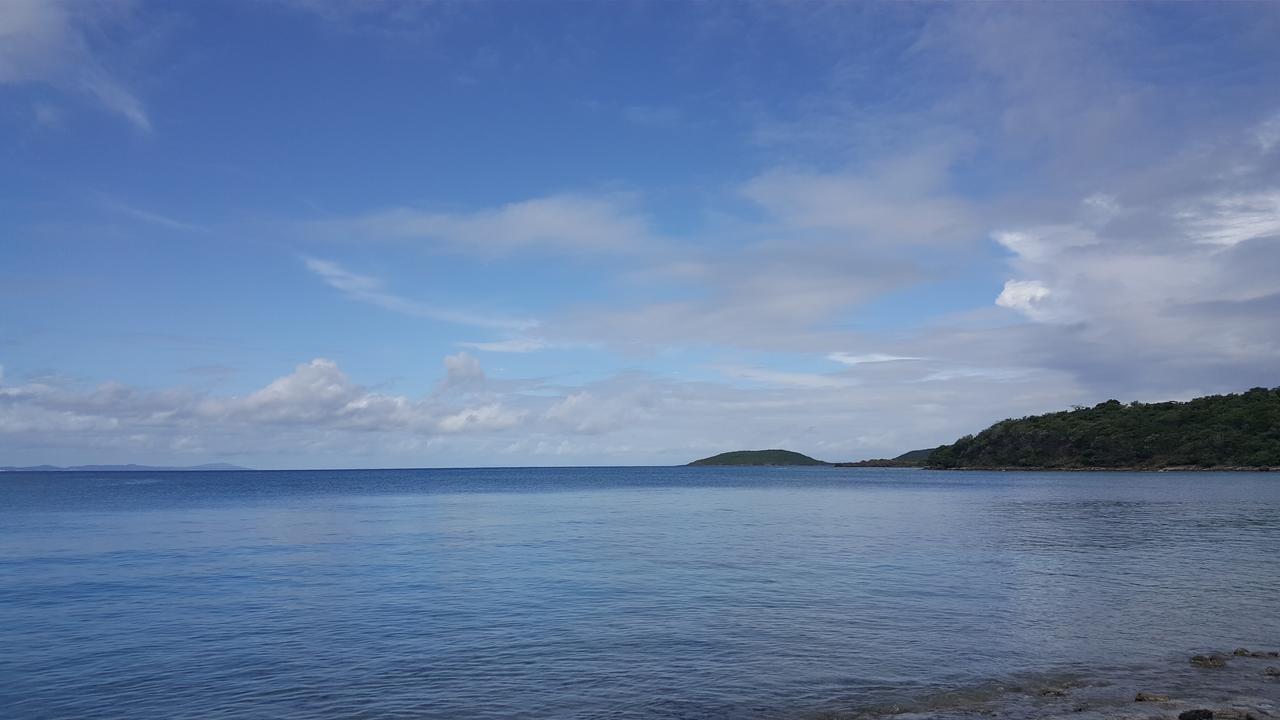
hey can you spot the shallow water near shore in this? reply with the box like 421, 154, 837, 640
2, 467, 1278, 719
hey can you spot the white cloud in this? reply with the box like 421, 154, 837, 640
442, 352, 485, 385
304, 257, 537, 330
0, 0, 149, 130
457, 338, 550, 353
716, 365, 858, 389
437, 404, 524, 433
827, 353, 921, 365
99, 198, 211, 234
995, 279, 1054, 320
318, 194, 653, 255
0, 351, 1089, 467
742, 159, 974, 246
1178, 192, 1280, 247
1256, 112, 1280, 153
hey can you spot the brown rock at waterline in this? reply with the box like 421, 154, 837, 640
1179, 710, 1214, 720
1135, 692, 1170, 702
1264, 666, 1280, 677
1213, 709, 1260, 720
1191, 654, 1228, 668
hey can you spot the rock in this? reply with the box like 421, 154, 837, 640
1041, 688, 1068, 697
1213, 710, 1256, 720
1136, 692, 1170, 702
1265, 666, 1280, 677
1236, 648, 1253, 656
1192, 654, 1227, 668
1179, 710, 1214, 720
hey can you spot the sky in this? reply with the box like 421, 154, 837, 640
2, 1, 1279, 469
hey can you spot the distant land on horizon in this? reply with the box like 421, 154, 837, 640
834, 448, 938, 468
0, 463, 252, 473
689, 449, 828, 466
691, 387, 1280, 471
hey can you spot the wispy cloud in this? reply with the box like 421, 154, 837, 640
621, 105, 685, 129
457, 338, 551, 353
0, 0, 149, 130
716, 365, 858, 389
304, 257, 537, 331
310, 194, 653, 256
828, 353, 922, 366
98, 198, 211, 234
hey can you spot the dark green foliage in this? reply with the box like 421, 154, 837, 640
928, 387, 1280, 469
836, 447, 937, 467
689, 449, 828, 466
893, 448, 936, 463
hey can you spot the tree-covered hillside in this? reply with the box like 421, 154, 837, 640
928, 387, 1280, 469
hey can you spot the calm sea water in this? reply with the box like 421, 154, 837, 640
2, 467, 1278, 719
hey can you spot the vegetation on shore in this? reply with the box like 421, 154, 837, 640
927, 387, 1280, 469
835, 448, 936, 467
689, 449, 827, 466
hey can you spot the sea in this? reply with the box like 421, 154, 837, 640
2, 467, 1278, 719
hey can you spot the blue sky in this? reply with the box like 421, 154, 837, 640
3, 1, 1279, 468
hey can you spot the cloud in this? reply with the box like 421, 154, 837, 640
716, 365, 858, 389
457, 338, 550, 353
622, 105, 685, 129
98, 198, 211, 234
304, 257, 537, 330
0, 0, 149, 130
437, 403, 524, 433
995, 279, 1054, 320
828, 353, 921, 366
741, 146, 976, 246
314, 194, 654, 256
1178, 191, 1280, 247
442, 351, 485, 385
0, 351, 1089, 467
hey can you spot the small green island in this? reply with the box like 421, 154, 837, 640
690, 386, 1280, 471
688, 449, 828, 466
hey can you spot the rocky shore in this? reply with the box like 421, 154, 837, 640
922, 466, 1278, 472
804, 648, 1280, 720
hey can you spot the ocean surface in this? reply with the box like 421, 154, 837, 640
2, 467, 1279, 719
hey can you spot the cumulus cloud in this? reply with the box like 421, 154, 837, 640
0, 350, 1091, 467
995, 280, 1054, 320
438, 404, 524, 433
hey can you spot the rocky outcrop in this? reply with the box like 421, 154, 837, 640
1191, 654, 1228, 668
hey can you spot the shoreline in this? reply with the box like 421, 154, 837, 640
830, 463, 1279, 472
803, 649, 1280, 720
921, 465, 1278, 473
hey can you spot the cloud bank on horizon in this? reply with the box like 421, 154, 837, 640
2, 2, 1279, 468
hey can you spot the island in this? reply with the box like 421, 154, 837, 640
688, 449, 828, 466
927, 386, 1280, 470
